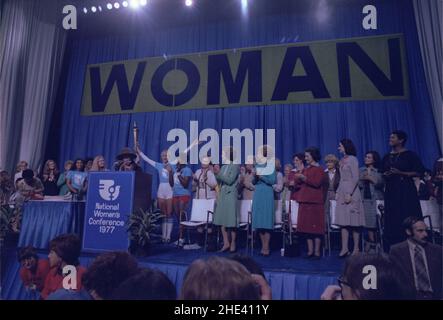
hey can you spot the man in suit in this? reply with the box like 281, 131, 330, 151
389, 216, 442, 299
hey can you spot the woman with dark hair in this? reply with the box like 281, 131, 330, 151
321, 253, 411, 300
359, 151, 384, 252
40, 159, 60, 196
288, 153, 305, 201
169, 153, 193, 247
213, 147, 240, 253
41, 234, 86, 299
66, 159, 88, 200
16, 169, 44, 205
294, 147, 328, 258
47, 251, 139, 300
381, 130, 424, 248
18, 246, 50, 292
335, 139, 365, 257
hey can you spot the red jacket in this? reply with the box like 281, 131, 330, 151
40, 265, 87, 300
19, 259, 50, 291
296, 166, 327, 204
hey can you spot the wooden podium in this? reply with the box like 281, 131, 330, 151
133, 171, 152, 212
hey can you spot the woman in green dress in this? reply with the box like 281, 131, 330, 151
252, 146, 276, 256
213, 147, 240, 253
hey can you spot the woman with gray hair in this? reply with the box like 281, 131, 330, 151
324, 154, 340, 228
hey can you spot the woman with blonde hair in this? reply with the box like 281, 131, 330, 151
90, 155, 108, 172
136, 146, 176, 243
14, 160, 28, 185
40, 160, 60, 196
57, 160, 73, 196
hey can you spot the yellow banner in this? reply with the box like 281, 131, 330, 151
81, 34, 408, 115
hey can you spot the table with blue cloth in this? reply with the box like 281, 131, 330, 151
18, 201, 85, 249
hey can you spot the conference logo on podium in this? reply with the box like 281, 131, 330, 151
98, 180, 121, 201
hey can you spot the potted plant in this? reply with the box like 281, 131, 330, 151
126, 208, 164, 256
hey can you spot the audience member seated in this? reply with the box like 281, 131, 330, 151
0, 170, 14, 205
321, 253, 411, 300
57, 160, 73, 196
41, 234, 86, 299
66, 159, 88, 200
389, 216, 442, 299
15, 169, 44, 206
90, 155, 109, 172
48, 251, 138, 300
39, 159, 60, 196
112, 268, 176, 300
84, 157, 94, 172
14, 160, 28, 185
180, 256, 268, 300
18, 246, 50, 292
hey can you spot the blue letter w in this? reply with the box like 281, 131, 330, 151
90, 62, 146, 112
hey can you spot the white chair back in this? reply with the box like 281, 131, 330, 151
190, 199, 215, 222
274, 200, 282, 224
290, 200, 299, 227
421, 199, 441, 232
329, 200, 340, 229
376, 200, 384, 217
238, 200, 252, 224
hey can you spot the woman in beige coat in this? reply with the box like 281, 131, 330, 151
335, 139, 365, 257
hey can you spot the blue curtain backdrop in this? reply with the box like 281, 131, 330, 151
54, 0, 440, 198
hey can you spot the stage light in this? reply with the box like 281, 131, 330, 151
122, 1, 129, 7
185, 0, 193, 7
130, 0, 140, 9
91, 6, 97, 13
83, 7, 88, 14
114, 2, 120, 9
140, 0, 147, 6
241, 0, 248, 10
98, 6, 102, 11
107, 3, 113, 10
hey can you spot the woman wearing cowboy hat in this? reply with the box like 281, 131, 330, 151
115, 148, 141, 172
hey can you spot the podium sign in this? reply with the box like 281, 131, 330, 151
83, 171, 135, 252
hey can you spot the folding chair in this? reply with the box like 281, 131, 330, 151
180, 199, 215, 251
421, 199, 441, 244
273, 199, 284, 254
238, 200, 253, 255
290, 200, 299, 231
325, 200, 341, 256
375, 200, 385, 252
279, 200, 293, 255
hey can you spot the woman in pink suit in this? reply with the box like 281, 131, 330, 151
294, 147, 328, 259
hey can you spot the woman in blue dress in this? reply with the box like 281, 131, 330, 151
252, 146, 276, 256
